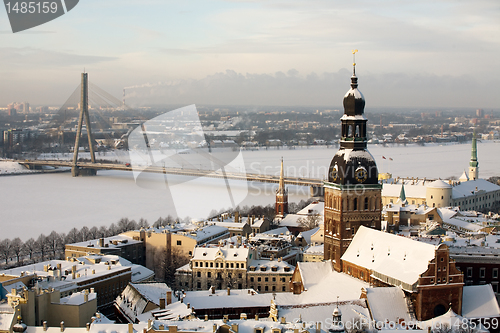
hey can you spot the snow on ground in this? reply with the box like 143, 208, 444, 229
0, 161, 34, 174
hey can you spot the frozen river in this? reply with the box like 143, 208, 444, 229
1, 141, 499, 240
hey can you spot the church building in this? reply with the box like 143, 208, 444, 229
323, 56, 382, 272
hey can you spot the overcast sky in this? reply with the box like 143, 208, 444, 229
1, 0, 499, 108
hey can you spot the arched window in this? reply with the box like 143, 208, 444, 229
364, 197, 369, 210
353, 198, 358, 211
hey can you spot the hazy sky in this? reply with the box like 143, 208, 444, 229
1, 0, 499, 108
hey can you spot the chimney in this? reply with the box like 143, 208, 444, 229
128, 323, 134, 333
187, 303, 190, 309
280, 317, 286, 324
44, 265, 49, 272
211, 286, 215, 294
227, 287, 230, 296
148, 319, 152, 329
159, 325, 165, 331
99, 238, 104, 247
86, 323, 90, 331
72, 265, 76, 279
166, 291, 172, 305
213, 324, 217, 333
60, 321, 65, 332
43, 322, 48, 331
159, 298, 165, 309
255, 314, 259, 321
57, 263, 62, 271
240, 313, 247, 320
205, 314, 209, 321
235, 211, 239, 222
84, 289, 89, 303
316, 322, 321, 333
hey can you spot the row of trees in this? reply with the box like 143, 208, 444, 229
0, 217, 158, 269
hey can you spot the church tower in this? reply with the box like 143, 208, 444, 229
275, 157, 288, 217
468, 130, 479, 180
324, 52, 382, 272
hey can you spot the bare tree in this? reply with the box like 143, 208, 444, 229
138, 218, 149, 229
35, 234, 48, 260
10, 238, 24, 264
88, 226, 99, 239
23, 238, 37, 261
65, 227, 81, 244
0, 239, 12, 265
297, 213, 321, 230
47, 231, 63, 259
80, 226, 90, 241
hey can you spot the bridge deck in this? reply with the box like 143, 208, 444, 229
17, 160, 324, 187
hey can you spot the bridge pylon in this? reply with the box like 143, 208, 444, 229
71, 72, 97, 176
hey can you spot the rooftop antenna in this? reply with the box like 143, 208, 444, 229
352, 49, 358, 75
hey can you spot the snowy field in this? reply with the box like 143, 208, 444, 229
0, 140, 499, 240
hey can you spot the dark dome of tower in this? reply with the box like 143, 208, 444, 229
328, 149, 378, 185
343, 74, 365, 116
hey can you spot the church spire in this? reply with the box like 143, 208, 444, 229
469, 130, 479, 180
275, 157, 288, 217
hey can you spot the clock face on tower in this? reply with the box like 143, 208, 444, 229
355, 166, 367, 183
330, 165, 339, 182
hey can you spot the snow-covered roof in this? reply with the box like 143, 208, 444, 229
278, 302, 370, 327
297, 202, 324, 216
382, 183, 427, 199
342, 226, 436, 290
192, 245, 250, 262
278, 214, 303, 227
452, 179, 500, 198
66, 235, 140, 250
297, 262, 333, 291
427, 179, 452, 189
247, 259, 294, 274
182, 289, 270, 309
297, 227, 319, 245
263, 227, 290, 236
462, 285, 500, 318
0, 311, 14, 332
132, 283, 171, 304
419, 308, 465, 330
304, 245, 324, 255
365, 287, 411, 323
137, 300, 191, 322
0, 255, 153, 293
116, 283, 169, 322
59, 291, 97, 305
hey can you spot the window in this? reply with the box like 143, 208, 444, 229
205, 262, 208, 267
197, 282, 201, 289
265, 277, 268, 282
467, 267, 473, 278
265, 286, 269, 291
480, 267, 486, 278
493, 283, 499, 293
195, 262, 198, 267
216, 263, 219, 268
272, 277, 276, 282
258, 277, 261, 282
250, 277, 254, 282
207, 272, 211, 278
241, 263, 245, 269
236, 263, 239, 268
364, 197, 369, 210
493, 268, 498, 279
238, 273, 242, 279
282, 286, 286, 291
231, 263, 234, 268
177, 240, 182, 245
197, 272, 201, 277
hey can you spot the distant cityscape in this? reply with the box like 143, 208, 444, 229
1, 72, 500, 333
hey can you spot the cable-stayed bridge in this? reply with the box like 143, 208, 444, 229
16, 73, 325, 195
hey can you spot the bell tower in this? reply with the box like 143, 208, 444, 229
324, 51, 382, 272
468, 130, 479, 180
